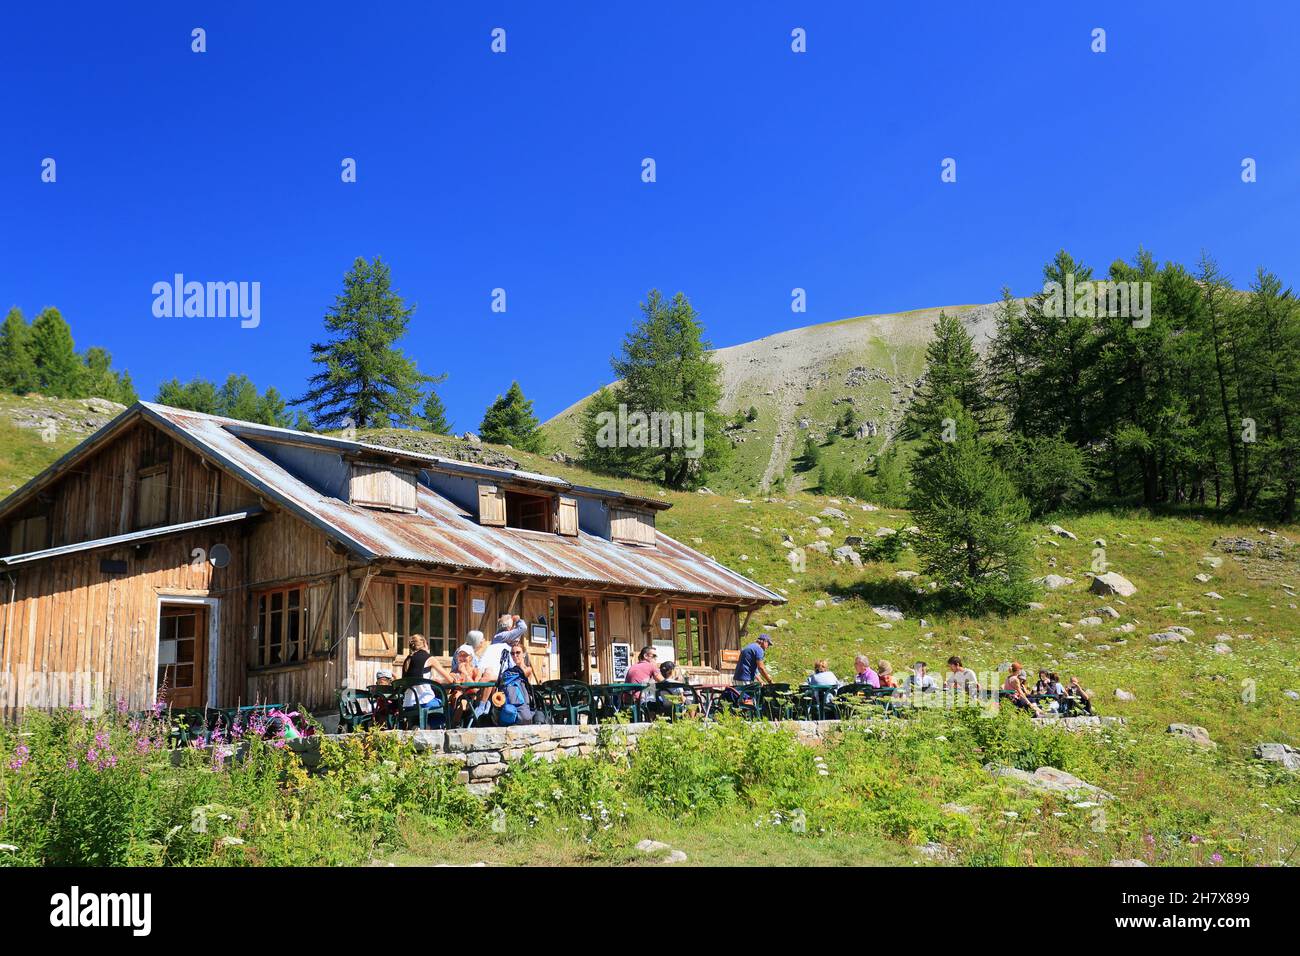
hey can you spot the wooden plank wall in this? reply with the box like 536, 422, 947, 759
0, 528, 248, 720
242, 511, 350, 710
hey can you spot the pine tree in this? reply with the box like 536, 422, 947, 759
909, 401, 1033, 612
0, 307, 36, 393
605, 290, 729, 489
578, 385, 624, 473
29, 307, 81, 397
479, 381, 544, 452
293, 257, 433, 429
418, 387, 452, 434
905, 310, 991, 448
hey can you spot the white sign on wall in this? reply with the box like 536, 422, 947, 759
471, 598, 486, 614
659, 617, 671, 631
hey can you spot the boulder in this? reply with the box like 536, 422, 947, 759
1114, 688, 1136, 702
1254, 743, 1300, 772
871, 604, 904, 621
1035, 574, 1075, 590
1109, 859, 1150, 867
985, 764, 1115, 801
1212, 643, 1233, 655
820, 507, 848, 521
1148, 631, 1189, 644
1089, 572, 1137, 597
1167, 724, 1215, 747
832, 546, 862, 567
1095, 605, 1120, 619
874, 527, 897, 537
1048, 525, 1078, 540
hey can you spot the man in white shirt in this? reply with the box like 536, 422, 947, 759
902, 660, 938, 693
943, 655, 980, 694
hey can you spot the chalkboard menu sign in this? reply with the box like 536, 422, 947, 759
611, 642, 631, 681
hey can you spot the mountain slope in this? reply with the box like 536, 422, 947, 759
540, 301, 1003, 493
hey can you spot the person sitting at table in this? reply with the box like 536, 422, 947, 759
1003, 663, 1043, 717
808, 659, 839, 687
1034, 669, 1053, 696
496, 642, 543, 725
944, 656, 980, 695
902, 660, 938, 693
626, 646, 661, 688
402, 635, 451, 714
734, 633, 774, 685
1065, 675, 1093, 715
852, 653, 880, 687
877, 660, 898, 688
372, 669, 398, 725
453, 630, 486, 674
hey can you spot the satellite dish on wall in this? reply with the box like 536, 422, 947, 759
209, 543, 231, 569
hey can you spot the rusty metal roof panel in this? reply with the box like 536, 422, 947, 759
141, 403, 783, 604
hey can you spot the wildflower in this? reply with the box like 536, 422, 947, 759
1190, 835, 1202, 844
66, 758, 79, 770
1211, 853, 1223, 864
117, 698, 129, 714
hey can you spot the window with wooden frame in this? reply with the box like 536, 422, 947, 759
348, 462, 417, 513
254, 584, 308, 667
504, 490, 552, 532
6, 512, 49, 555
395, 582, 460, 658
673, 607, 713, 668
136, 463, 169, 529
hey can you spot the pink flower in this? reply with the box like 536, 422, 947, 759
1211, 853, 1223, 864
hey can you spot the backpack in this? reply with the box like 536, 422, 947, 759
494, 662, 531, 726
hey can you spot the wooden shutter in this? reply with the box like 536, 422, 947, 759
137, 465, 169, 528
467, 586, 496, 635
610, 507, 655, 546
349, 464, 417, 513
555, 496, 579, 536
305, 578, 338, 655
358, 580, 397, 658
715, 607, 739, 664
478, 483, 506, 526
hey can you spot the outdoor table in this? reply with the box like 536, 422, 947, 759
589, 682, 648, 722
798, 683, 839, 720
436, 681, 497, 727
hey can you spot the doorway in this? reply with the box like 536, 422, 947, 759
556, 595, 585, 681
156, 603, 210, 709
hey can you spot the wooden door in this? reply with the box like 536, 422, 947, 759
604, 599, 631, 682
522, 591, 552, 682
157, 604, 208, 709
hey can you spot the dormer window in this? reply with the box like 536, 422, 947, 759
477, 482, 576, 535
506, 490, 552, 532
349, 463, 417, 513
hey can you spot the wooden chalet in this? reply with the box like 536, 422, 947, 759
0, 403, 784, 719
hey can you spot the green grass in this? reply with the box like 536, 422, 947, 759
0, 405, 83, 497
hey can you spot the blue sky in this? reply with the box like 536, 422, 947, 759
2, 2, 1298, 429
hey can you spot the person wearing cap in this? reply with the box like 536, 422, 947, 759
453, 630, 486, 674
734, 633, 774, 685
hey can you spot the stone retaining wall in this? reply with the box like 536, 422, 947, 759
293, 715, 1123, 795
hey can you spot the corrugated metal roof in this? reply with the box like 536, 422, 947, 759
0, 508, 263, 567
139, 403, 784, 604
